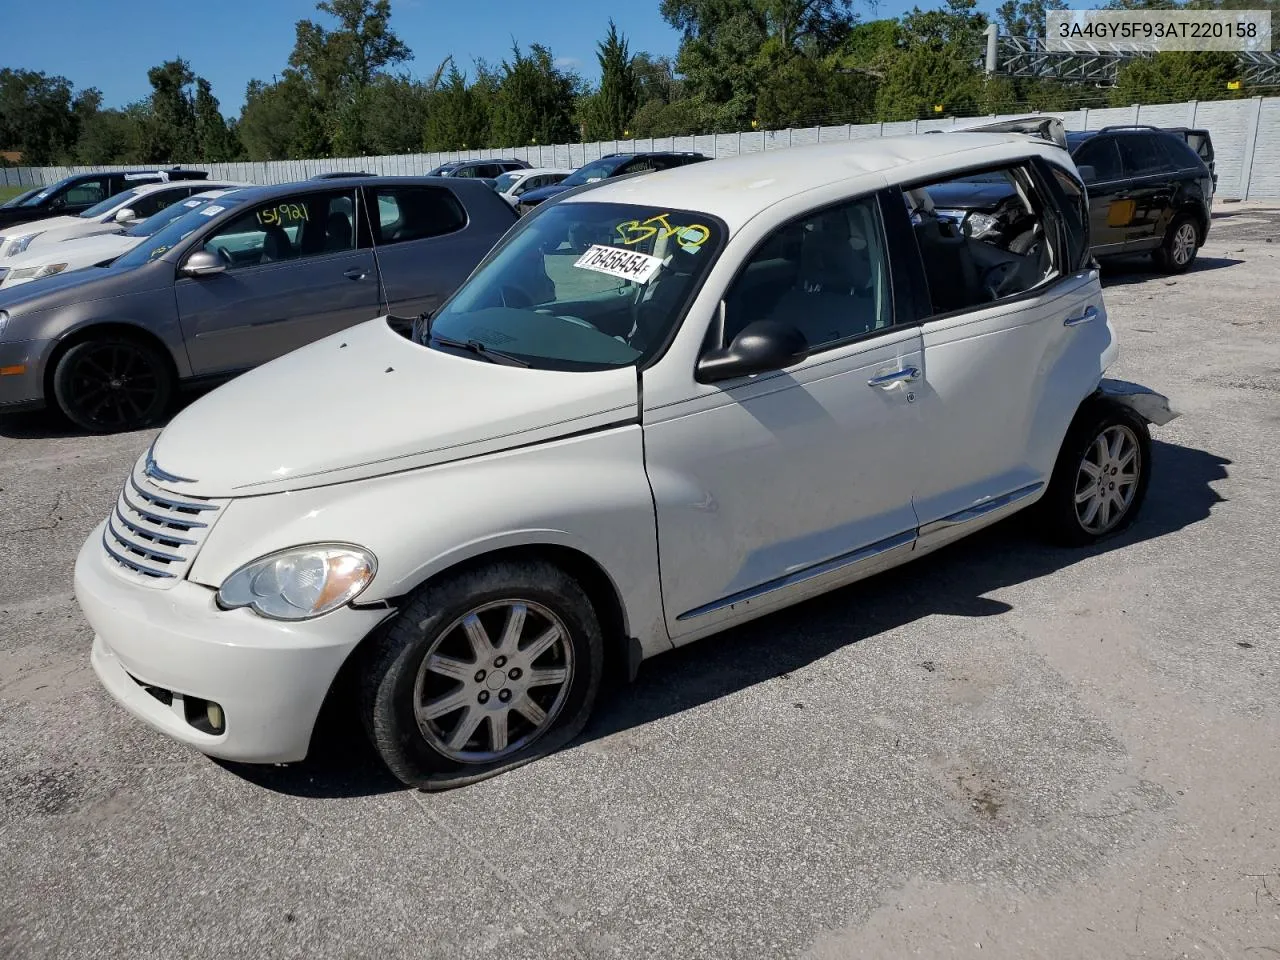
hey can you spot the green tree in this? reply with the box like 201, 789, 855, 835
0, 69, 83, 164
1111, 50, 1247, 104
238, 73, 328, 159
142, 59, 199, 160
194, 79, 240, 160
756, 56, 878, 126
488, 44, 580, 147
592, 20, 640, 139
874, 0, 986, 120
422, 65, 493, 151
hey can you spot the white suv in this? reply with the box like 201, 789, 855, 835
74, 128, 1176, 790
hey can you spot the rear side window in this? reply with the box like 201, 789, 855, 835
368, 186, 467, 245
1158, 134, 1207, 171
1073, 138, 1123, 183
1118, 134, 1174, 176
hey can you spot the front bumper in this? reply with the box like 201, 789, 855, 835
0, 338, 51, 410
75, 522, 389, 763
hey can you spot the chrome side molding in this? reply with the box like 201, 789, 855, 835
917, 482, 1044, 538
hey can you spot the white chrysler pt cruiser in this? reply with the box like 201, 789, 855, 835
75, 128, 1178, 790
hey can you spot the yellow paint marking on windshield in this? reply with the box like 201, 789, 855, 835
615, 214, 711, 253
256, 203, 309, 227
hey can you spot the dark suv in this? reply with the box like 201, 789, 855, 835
515, 152, 709, 215
0, 169, 209, 229
927, 126, 1213, 274
426, 159, 531, 179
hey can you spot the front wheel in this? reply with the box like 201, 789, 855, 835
1040, 402, 1152, 546
359, 559, 603, 790
1153, 216, 1199, 274
51, 335, 174, 433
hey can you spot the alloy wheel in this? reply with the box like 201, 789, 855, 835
1074, 424, 1142, 535
412, 599, 575, 763
1172, 222, 1197, 266
64, 342, 162, 431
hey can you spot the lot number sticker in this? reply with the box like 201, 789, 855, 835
573, 244, 663, 285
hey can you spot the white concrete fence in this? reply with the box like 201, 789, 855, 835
4, 96, 1279, 200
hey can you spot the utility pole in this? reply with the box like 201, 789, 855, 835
985, 23, 1000, 76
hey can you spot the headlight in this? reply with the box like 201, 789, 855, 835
216, 544, 377, 621
3, 234, 37, 258
8, 262, 67, 281
965, 212, 1000, 238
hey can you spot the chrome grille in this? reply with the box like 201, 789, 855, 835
103, 465, 226, 586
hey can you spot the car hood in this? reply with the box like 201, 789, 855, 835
0, 214, 82, 239
0, 259, 125, 308
520, 183, 574, 204
3, 231, 134, 270
27, 219, 118, 247
148, 317, 641, 498
925, 181, 1017, 211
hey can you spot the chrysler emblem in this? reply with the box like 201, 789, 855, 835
144, 454, 195, 484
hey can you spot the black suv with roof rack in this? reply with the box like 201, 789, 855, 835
927, 125, 1213, 274
0, 168, 209, 229
515, 151, 710, 215
426, 158, 532, 179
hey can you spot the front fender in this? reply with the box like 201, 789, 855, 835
1096, 378, 1180, 426
186, 424, 672, 659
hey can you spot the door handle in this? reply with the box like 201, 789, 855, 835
867, 366, 921, 388
343, 268, 367, 280
1064, 306, 1099, 327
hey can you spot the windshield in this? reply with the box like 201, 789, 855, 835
126, 194, 223, 238
560, 157, 625, 188
113, 197, 243, 269
423, 201, 723, 371
494, 172, 520, 193
20, 178, 71, 206
79, 189, 137, 219
1, 187, 43, 209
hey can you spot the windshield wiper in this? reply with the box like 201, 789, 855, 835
429, 333, 529, 367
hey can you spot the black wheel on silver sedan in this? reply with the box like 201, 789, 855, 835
51, 335, 174, 433
359, 558, 603, 790
1040, 401, 1152, 546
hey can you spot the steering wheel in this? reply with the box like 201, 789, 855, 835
215, 246, 234, 267
981, 261, 1018, 301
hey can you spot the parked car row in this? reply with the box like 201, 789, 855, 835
66, 121, 1179, 792
0, 124, 1214, 435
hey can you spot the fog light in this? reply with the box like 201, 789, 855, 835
206, 702, 224, 733
0, 364, 25, 376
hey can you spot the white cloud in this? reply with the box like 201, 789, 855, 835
554, 57, 582, 69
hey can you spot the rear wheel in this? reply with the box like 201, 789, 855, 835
1040, 402, 1152, 546
359, 559, 603, 790
1153, 215, 1199, 273
51, 335, 174, 433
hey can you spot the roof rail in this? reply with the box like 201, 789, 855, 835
1098, 124, 1162, 132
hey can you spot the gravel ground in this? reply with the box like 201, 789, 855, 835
2, 204, 1279, 960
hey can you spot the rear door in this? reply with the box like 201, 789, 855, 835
1115, 133, 1176, 247
905, 159, 1108, 553
363, 183, 502, 317
175, 188, 378, 375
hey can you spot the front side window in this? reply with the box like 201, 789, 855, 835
61, 177, 111, 208
559, 157, 627, 188
200, 191, 355, 268
1073, 138, 1123, 183
369, 186, 466, 245
903, 164, 1058, 315
718, 196, 891, 352
113, 197, 250, 269
1048, 164, 1090, 271
1118, 135, 1174, 177
79, 189, 138, 219
423, 201, 724, 370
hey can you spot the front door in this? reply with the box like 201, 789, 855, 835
1073, 137, 1130, 253
643, 194, 924, 643
175, 189, 378, 376
1115, 133, 1176, 248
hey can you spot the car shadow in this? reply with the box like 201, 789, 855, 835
231, 438, 1228, 799
0, 385, 217, 440
1099, 255, 1243, 287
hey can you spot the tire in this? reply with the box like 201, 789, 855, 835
51, 335, 174, 433
1039, 400, 1152, 547
1152, 215, 1199, 274
359, 559, 604, 790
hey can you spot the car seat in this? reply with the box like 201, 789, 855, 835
324, 210, 353, 252
259, 225, 294, 263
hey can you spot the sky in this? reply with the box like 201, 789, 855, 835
0, 0, 953, 117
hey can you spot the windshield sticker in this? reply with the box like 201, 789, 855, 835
256, 203, 309, 226
573, 244, 664, 285
200, 204, 226, 217
615, 213, 711, 254
183, 199, 204, 208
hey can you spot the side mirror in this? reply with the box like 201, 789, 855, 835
1077, 165, 1097, 184
695, 319, 809, 384
113, 208, 139, 225
181, 250, 226, 277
